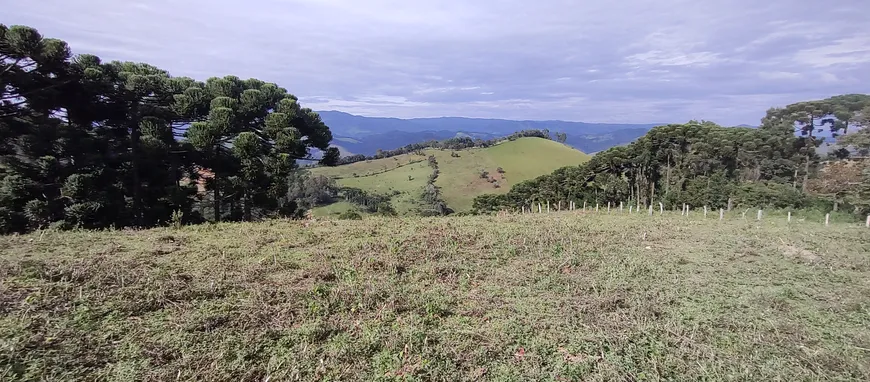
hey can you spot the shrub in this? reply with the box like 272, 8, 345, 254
338, 211, 363, 220
479, 170, 489, 179
497, 167, 505, 173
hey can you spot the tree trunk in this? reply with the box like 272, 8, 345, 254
129, 105, 142, 227
243, 189, 252, 221
213, 174, 221, 222
802, 113, 815, 193
666, 154, 671, 196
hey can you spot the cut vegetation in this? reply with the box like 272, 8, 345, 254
310, 137, 590, 215
2, 213, 869, 381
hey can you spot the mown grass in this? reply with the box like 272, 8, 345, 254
2, 213, 869, 381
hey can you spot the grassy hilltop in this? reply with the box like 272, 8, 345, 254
2, 213, 869, 381
311, 137, 591, 215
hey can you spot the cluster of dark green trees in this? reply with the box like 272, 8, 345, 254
1, 25, 339, 233
336, 129, 552, 165
473, 95, 870, 215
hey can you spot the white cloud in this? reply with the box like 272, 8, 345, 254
5, 0, 869, 126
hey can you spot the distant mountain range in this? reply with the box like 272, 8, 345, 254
317, 111, 666, 156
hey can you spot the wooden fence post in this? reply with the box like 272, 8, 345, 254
866, 215, 869, 228
583, 201, 587, 211
686, 205, 690, 216
787, 211, 791, 223
757, 209, 762, 221
704, 206, 708, 218
538, 203, 542, 213
558, 201, 562, 211
719, 208, 724, 220
659, 202, 664, 215
648, 205, 653, 215
547, 201, 550, 213
620, 202, 624, 212
595, 203, 599, 212
607, 202, 611, 213
825, 213, 830, 226
629, 205, 633, 214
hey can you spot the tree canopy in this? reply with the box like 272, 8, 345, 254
1, 24, 337, 233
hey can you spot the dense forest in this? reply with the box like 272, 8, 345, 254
0, 25, 339, 233
473, 95, 870, 215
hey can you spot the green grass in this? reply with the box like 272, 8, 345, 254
433, 138, 590, 211
312, 138, 590, 213
2, 213, 869, 381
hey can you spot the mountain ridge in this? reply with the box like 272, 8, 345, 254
317, 110, 667, 156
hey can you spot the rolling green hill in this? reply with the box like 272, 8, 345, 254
311, 137, 590, 216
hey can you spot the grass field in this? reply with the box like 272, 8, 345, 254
2, 213, 869, 381
311, 138, 590, 214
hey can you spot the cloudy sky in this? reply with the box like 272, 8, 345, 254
7, 0, 870, 125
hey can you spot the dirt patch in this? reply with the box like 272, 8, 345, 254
781, 245, 820, 264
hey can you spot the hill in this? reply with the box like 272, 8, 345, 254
318, 111, 662, 155
310, 137, 590, 216
3, 213, 868, 380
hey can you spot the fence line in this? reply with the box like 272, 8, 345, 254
510, 200, 869, 227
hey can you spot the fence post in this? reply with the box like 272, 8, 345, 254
648, 205, 653, 215
659, 202, 664, 215
788, 211, 791, 223
757, 209, 762, 221
719, 208, 724, 220
607, 202, 611, 213
595, 203, 599, 212
704, 206, 708, 218
686, 205, 690, 216
583, 201, 587, 211
538, 203, 542, 213
825, 213, 830, 226
620, 202, 624, 212
866, 215, 869, 228
629, 205, 633, 214
547, 201, 550, 213
682, 203, 686, 216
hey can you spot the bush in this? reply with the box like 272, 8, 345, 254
497, 167, 505, 174
479, 170, 489, 179
338, 211, 363, 220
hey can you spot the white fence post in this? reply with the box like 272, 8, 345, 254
547, 201, 550, 213
659, 202, 664, 215
704, 206, 708, 218
866, 215, 869, 228
538, 203, 542, 213
757, 209, 762, 221
825, 213, 830, 226
620, 202, 624, 212
629, 205, 633, 214
595, 203, 599, 212
607, 202, 611, 213
648, 205, 653, 215
787, 211, 791, 223
583, 201, 587, 211
719, 208, 724, 220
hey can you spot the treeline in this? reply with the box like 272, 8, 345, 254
473, 94, 870, 215
418, 155, 452, 216
1, 25, 339, 233
336, 129, 551, 165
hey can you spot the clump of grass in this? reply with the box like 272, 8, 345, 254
1, 214, 869, 381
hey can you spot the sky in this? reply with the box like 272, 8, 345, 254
6, 0, 870, 125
